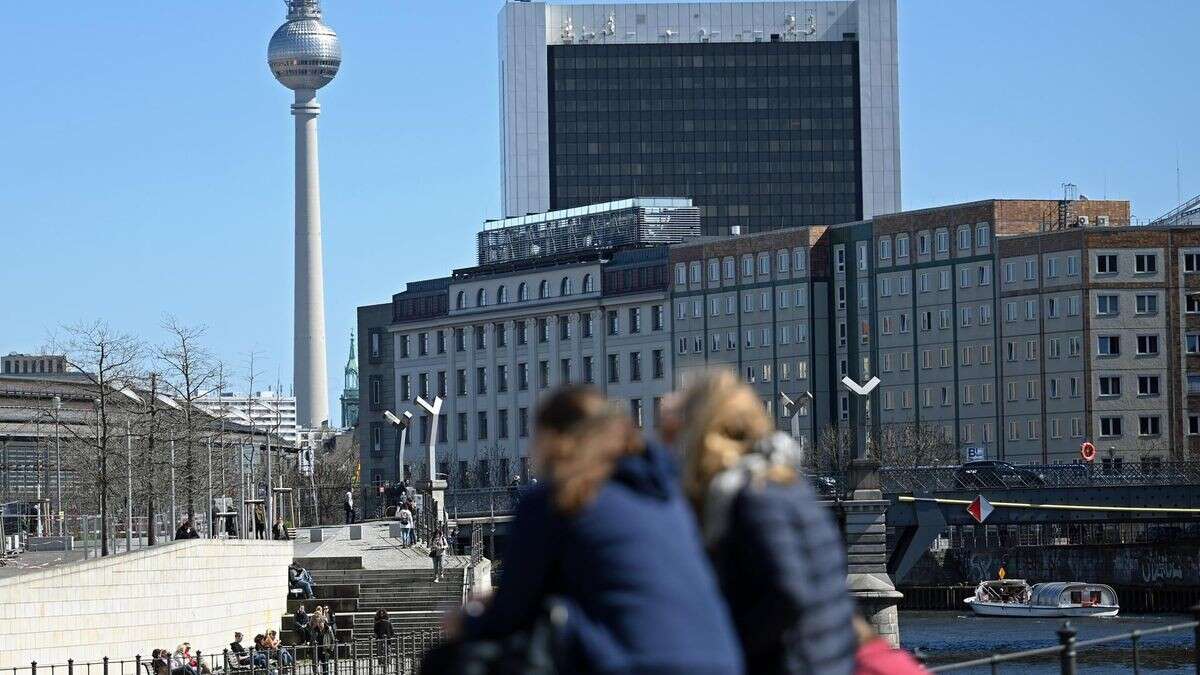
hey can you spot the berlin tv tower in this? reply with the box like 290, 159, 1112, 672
268, 0, 341, 429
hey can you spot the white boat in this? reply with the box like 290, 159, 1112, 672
964, 580, 1120, 617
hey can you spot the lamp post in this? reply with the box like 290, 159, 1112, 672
53, 396, 62, 537
778, 390, 814, 463
414, 396, 445, 528
384, 409, 413, 488
839, 374, 901, 646
117, 386, 143, 552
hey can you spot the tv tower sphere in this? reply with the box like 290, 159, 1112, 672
268, 0, 341, 91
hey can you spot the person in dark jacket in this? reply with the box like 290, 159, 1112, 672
677, 371, 857, 675
174, 518, 199, 540
456, 385, 743, 675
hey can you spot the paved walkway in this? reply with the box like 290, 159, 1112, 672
292, 521, 470, 570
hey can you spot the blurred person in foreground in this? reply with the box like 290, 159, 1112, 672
853, 614, 928, 675
448, 385, 743, 674
676, 370, 857, 675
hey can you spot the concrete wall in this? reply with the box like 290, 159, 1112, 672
905, 543, 1200, 587
0, 539, 292, 668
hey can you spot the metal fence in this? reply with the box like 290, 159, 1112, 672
880, 461, 1200, 494
1, 634, 445, 675
443, 488, 521, 519
927, 614, 1200, 673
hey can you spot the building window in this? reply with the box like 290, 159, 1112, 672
1137, 375, 1160, 396
455, 291, 465, 310
758, 253, 770, 275
497, 409, 509, 439
539, 279, 549, 299
560, 358, 571, 383
455, 369, 467, 396
497, 364, 508, 393
629, 352, 642, 381
538, 318, 549, 343
957, 226, 971, 251
476, 411, 488, 440
515, 321, 528, 345
976, 224, 990, 248
629, 308, 641, 334
519, 407, 530, 438
1138, 416, 1161, 436
581, 312, 594, 338
607, 310, 620, 336
630, 399, 644, 428
1100, 417, 1123, 437
475, 325, 486, 350
476, 288, 487, 307
1136, 334, 1159, 355
497, 285, 508, 304
583, 274, 594, 293
476, 366, 487, 395
1134, 254, 1157, 274
607, 353, 619, 383
1096, 254, 1118, 274
1184, 253, 1200, 273
538, 360, 549, 388
561, 276, 574, 296
708, 258, 720, 282
651, 305, 664, 331
1097, 336, 1120, 356
1098, 376, 1120, 397
456, 412, 468, 442
675, 263, 687, 285
583, 355, 594, 384
518, 282, 528, 301
896, 235, 909, 259
559, 315, 572, 340
1096, 295, 1119, 315
1136, 294, 1158, 315
517, 362, 529, 391
652, 349, 664, 379
879, 237, 892, 261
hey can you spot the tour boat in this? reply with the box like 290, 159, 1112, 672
964, 580, 1120, 617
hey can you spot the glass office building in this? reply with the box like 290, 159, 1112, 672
499, 1, 900, 235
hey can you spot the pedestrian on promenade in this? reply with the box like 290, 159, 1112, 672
676, 370, 857, 675
445, 385, 743, 675
430, 527, 448, 582
294, 605, 312, 645
397, 505, 414, 546
174, 517, 199, 540
344, 490, 355, 524
272, 514, 290, 541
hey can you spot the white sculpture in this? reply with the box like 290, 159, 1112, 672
601, 12, 615, 37
561, 16, 575, 42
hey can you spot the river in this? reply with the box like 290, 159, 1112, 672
900, 611, 1196, 673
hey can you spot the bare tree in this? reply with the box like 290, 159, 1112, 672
808, 424, 854, 485
50, 321, 144, 556
875, 421, 958, 468
156, 317, 220, 519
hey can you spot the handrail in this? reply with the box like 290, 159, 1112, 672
929, 610, 1200, 673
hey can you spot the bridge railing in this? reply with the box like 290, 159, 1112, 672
927, 611, 1200, 673
444, 487, 523, 518
880, 461, 1200, 493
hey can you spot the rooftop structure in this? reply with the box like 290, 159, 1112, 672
477, 197, 700, 266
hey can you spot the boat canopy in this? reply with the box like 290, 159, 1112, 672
1030, 582, 1118, 607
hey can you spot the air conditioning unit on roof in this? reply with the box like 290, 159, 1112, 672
1097, 215, 1110, 226
1077, 215, 1090, 226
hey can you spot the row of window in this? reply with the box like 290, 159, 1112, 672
675, 248, 810, 286
676, 286, 810, 320
454, 275, 597, 311
677, 323, 812, 355
877, 224, 992, 263
398, 307, 667, 358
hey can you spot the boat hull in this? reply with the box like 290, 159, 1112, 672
965, 599, 1119, 618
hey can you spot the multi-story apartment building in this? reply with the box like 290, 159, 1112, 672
360, 195, 1200, 508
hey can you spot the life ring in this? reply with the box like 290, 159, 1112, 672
1080, 442, 1096, 462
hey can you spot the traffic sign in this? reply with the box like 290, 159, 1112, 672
968, 495, 994, 524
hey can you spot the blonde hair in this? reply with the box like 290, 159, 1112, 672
534, 386, 642, 515
677, 370, 792, 507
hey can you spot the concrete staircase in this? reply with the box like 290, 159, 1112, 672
311, 567, 463, 637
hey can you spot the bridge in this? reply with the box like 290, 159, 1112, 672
882, 462, 1200, 581
439, 462, 1200, 582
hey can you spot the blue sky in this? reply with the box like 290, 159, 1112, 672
2, 1, 1198, 426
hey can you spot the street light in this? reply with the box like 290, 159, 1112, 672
779, 390, 814, 462
155, 392, 181, 532
117, 385, 144, 552
384, 409, 413, 488
52, 396, 62, 536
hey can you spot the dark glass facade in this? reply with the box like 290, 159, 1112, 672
548, 40, 862, 235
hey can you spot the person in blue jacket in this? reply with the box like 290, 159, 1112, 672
676, 370, 857, 675
458, 385, 743, 675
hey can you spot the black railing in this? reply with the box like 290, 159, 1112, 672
444, 488, 522, 518
927, 609, 1200, 673
0, 634, 445, 675
881, 461, 1200, 494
